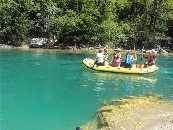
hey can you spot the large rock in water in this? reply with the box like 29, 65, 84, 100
82, 94, 173, 130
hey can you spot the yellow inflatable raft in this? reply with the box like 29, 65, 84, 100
82, 58, 158, 74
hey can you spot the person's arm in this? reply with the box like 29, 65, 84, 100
104, 54, 108, 61
109, 56, 114, 64
132, 55, 137, 61
119, 53, 121, 58
95, 54, 98, 62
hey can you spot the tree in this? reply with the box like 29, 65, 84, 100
0, 0, 172, 50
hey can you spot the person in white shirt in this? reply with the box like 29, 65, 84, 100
94, 49, 104, 66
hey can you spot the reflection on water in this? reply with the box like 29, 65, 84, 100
82, 70, 158, 101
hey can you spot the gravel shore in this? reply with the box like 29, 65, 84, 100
1, 44, 173, 55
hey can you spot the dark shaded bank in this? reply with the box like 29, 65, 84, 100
82, 94, 173, 130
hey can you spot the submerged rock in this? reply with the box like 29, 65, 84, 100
82, 94, 173, 130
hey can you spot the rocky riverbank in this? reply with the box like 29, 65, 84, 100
82, 94, 173, 130
1, 44, 173, 55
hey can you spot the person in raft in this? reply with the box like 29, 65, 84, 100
109, 50, 121, 67
103, 48, 109, 66
143, 49, 156, 67
122, 50, 137, 68
94, 49, 104, 66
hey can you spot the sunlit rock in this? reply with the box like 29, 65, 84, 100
82, 94, 173, 130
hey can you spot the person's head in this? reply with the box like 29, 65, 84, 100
104, 48, 107, 52
150, 49, 155, 54
114, 49, 119, 53
127, 50, 131, 55
99, 49, 102, 53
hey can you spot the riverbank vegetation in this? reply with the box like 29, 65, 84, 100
0, 0, 173, 49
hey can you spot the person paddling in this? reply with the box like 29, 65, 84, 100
143, 49, 156, 67
109, 50, 121, 67
103, 48, 109, 66
123, 50, 137, 68
94, 49, 104, 66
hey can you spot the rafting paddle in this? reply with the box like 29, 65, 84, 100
134, 46, 138, 67
139, 51, 143, 68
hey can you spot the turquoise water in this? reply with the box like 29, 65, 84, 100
1, 50, 173, 130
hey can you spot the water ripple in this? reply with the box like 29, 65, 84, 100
93, 87, 106, 92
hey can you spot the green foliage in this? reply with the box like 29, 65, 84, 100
0, 0, 34, 45
0, 0, 172, 49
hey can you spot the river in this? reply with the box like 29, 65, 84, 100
1, 49, 173, 130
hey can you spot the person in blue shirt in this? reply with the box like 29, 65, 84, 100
122, 50, 137, 68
